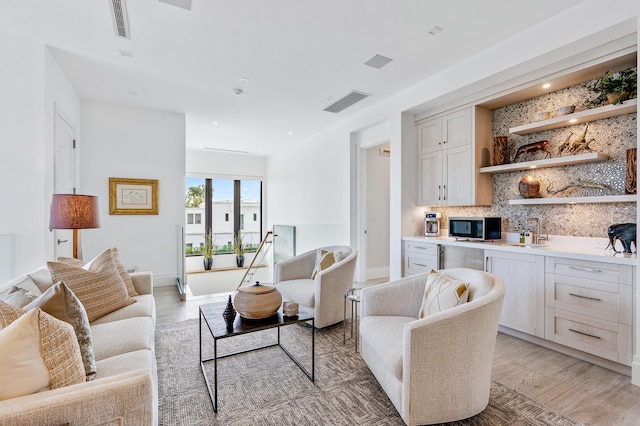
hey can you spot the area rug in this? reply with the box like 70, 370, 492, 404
156, 319, 582, 425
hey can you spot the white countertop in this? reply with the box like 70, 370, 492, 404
403, 233, 637, 266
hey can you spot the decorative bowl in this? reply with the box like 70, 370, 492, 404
534, 111, 551, 121
556, 105, 576, 116
233, 282, 282, 319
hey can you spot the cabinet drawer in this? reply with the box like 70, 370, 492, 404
404, 241, 437, 256
552, 281, 629, 324
545, 257, 632, 285
549, 309, 631, 365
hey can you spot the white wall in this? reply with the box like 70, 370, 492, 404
186, 149, 266, 179
0, 34, 46, 276
79, 102, 185, 286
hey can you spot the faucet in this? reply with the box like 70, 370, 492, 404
526, 217, 547, 245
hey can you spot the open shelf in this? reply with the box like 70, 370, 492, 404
508, 99, 637, 136
509, 194, 637, 205
480, 152, 609, 174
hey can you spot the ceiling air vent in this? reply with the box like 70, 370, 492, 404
159, 0, 193, 10
323, 91, 371, 113
364, 54, 393, 69
109, 0, 131, 39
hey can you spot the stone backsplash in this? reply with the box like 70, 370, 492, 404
432, 74, 637, 239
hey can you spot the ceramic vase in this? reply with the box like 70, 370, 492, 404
203, 257, 213, 270
222, 295, 236, 332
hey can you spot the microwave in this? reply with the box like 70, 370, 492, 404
448, 217, 502, 241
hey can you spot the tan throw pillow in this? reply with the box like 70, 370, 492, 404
0, 308, 85, 401
25, 282, 96, 380
0, 301, 26, 330
311, 249, 342, 279
48, 249, 135, 322
418, 270, 470, 318
58, 247, 139, 297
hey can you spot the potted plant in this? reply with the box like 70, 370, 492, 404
584, 67, 637, 108
203, 228, 214, 270
234, 231, 245, 267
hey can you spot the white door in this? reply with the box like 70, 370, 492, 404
53, 106, 76, 259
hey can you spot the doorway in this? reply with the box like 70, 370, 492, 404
53, 105, 76, 259
364, 142, 390, 281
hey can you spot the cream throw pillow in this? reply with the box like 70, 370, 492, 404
311, 250, 342, 279
25, 282, 96, 380
0, 308, 85, 401
0, 285, 38, 308
418, 270, 470, 318
48, 249, 135, 322
58, 247, 138, 297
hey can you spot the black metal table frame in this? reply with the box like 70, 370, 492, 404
199, 305, 315, 412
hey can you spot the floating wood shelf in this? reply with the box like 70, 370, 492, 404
508, 99, 637, 136
509, 194, 637, 205
480, 152, 609, 174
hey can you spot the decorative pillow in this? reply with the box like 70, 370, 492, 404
0, 285, 38, 308
25, 282, 96, 380
58, 247, 139, 297
0, 301, 26, 330
28, 266, 55, 293
311, 249, 343, 279
418, 270, 470, 318
0, 308, 85, 401
47, 249, 136, 322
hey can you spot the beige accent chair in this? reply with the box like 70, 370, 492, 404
275, 246, 357, 328
359, 268, 506, 426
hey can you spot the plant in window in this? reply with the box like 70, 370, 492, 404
203, 228, 214, 270
583, 67, 637, 108
234, 231, 245, 267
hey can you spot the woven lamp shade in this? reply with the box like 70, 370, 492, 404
49, 194, 100, 230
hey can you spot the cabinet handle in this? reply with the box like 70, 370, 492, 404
568, 292, 602, 302
443, 184, 447, 200
413, 246, 427, 250
443, 140, 446, 144
569, 328, 601, 339
414, 263, 427, 267
438, 185, 442, 200
568, 266, 602, 273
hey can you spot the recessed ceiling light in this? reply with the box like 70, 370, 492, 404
232, 88, 244, 95
288, 131, 294, 135
120, 50, 133, 58
212, 121, 219, 125
428, 26, 444, 36
127, 90, 138, 96
542, 83, 551, 89
239, 78, 250, 84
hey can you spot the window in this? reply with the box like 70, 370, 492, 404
185, 177, 262, 256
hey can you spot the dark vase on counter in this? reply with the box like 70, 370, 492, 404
222, 295, 236, 332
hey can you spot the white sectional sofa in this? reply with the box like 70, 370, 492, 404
0, 269, 157, 426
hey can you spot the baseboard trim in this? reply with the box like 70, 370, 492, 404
498, 326, 631, 376
366, 266, 389, 281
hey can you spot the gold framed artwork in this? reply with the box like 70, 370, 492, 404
109, 178, 159, 215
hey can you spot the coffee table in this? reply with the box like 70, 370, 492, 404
199, 301, 315, 412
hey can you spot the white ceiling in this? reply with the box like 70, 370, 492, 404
2, 0, 585, 155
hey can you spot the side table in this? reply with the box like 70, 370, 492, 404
343, 288, 360, 353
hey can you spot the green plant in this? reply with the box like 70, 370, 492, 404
234, 232, 245, 256
203, 229, 214, 259
584, 67, 637, 108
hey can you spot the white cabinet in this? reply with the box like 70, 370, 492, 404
544, 257, 633, 365
416, 106, 491, 206
403, 241, 438, 277
485, 250, 545, 338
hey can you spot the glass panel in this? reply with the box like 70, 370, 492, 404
185, 177, 205, 256
240, 180, 261, 253
213, 178, 234, 254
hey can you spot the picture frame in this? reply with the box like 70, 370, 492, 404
109, 178, 159, 215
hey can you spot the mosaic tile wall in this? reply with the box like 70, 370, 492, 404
432, 74, 637, 238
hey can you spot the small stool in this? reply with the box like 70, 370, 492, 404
343, 288, 361, 353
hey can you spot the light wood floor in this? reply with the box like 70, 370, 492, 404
154, 285, 640, 426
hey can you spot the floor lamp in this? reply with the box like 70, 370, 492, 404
49, 194, 101, 259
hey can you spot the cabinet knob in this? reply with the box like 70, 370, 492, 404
443, 140, 447, 144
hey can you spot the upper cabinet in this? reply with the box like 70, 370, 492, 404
416, 106, 492, 207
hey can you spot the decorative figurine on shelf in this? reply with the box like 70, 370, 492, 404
606, 223, 637, 254
222, 295, 236, 332
546, 179, 617, 195
626, 148, 637, 195
518, 175, 541, 198
513, 140, 552, 163
567, 123, 595, 154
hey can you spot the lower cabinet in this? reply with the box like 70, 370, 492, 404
544, 257, 633, 365
485, 250, 545, 338
403, 241, 438, 276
